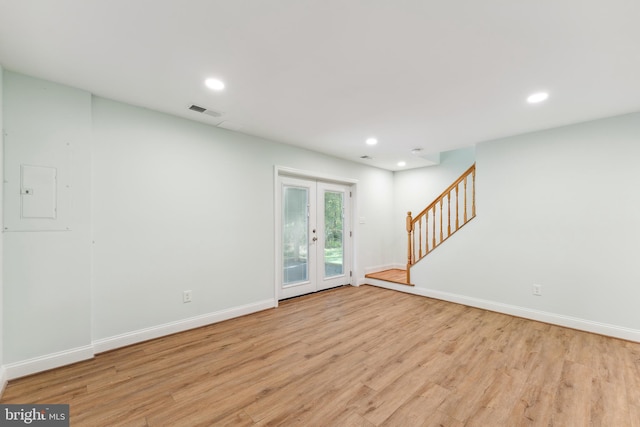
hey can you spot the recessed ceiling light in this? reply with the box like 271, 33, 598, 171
527, 92, 548, 104
397, 161, 406, 167
205, 78, 225, 91
366, 138, 378, 146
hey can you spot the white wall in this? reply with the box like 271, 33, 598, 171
2, 72, 93, 369
409, 113, 640, 338
0, 64, 6, 391
0, 70, 396, 377
91, 97, 395, 341
3, 69, 639, 380
393, 147, 475, 264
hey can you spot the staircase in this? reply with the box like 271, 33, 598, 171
366, 164, 476, 286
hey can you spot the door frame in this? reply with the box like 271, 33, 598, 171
274, 166, 358, 304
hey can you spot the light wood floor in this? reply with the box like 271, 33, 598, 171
2, 285, 639, 426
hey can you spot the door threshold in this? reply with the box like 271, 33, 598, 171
279, 284, 350, 302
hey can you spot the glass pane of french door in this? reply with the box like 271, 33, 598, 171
283, 186, 309, 285
323, 190, 344, 277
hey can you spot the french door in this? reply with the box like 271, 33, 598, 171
280, 177, 351, 299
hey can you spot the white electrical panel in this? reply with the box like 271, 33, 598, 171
21, 165, 58, 219
4, 141, 72, 232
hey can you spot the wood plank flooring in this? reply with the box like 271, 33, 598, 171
2, 285, 639, 426
365, 269, 412, 286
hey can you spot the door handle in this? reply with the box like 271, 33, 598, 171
312, 237, 318, 242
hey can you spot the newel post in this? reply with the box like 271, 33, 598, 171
406, 211, 413, 283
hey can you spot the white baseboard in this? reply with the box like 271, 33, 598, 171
0, 365, 7, 397
93, 299, 276, 354
365, 279, 640, 343
4, 345, 95, 381
3, 299, 276, 382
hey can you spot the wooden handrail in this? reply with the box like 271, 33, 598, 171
411, 164, 476, 223
406, 164, 476, 279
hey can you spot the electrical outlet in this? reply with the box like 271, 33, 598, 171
532, 284, 542, 296
183, 290, 192, 303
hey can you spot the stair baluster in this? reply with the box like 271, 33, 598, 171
405, 164, 476, 283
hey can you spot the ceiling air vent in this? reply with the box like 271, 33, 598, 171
188, 104, 222, 117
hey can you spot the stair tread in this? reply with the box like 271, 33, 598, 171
365, 269, 414, 286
